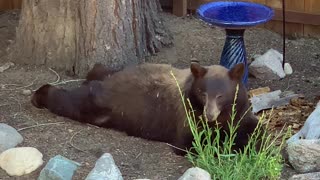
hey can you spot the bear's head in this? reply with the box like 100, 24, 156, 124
31, 84, 55, 109
189, 61, 249, 124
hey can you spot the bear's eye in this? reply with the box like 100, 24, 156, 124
216, 94, 223, 99
201, 92, 207, 102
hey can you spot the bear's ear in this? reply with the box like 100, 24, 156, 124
228, 63, 244, 81
190, 61, 207, 78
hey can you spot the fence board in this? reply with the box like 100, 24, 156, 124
12, 0, 22, 9
265, 0, 305, 37
2, 0, 320, 37
0, 0, 12, 11
0, 0, 22, 10
304, 0, 320, 37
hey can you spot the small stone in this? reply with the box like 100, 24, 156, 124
292, 123, 300, 129
178, 167, 211, 180
85, 153, 123, 180
38, 155, 81, 180
0, 123, 23, 153
287, 140, 320, 173
0, 147, 43, 176
21, 89, 32, 96
284, 63, 293, 75
191, 58, 198, 63
289, 172, 320, 180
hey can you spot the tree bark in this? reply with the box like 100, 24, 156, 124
11, 0, 172, 76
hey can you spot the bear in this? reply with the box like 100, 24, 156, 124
31, 62, 260, 155
82, 63, 120, 85
31, 81, 110, 124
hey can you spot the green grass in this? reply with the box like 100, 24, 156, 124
170, 71, 291, 180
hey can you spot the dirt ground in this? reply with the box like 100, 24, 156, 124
0, 9, 319, 180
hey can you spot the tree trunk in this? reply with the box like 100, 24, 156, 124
11, 0, 172, 76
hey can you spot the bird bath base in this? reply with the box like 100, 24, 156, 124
196, 1, 274, 86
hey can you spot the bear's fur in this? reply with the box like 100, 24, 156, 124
82, 63, 119, 85
31, 62, 259, 155
31, 81, 109, 123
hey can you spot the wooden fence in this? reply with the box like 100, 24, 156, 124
0, 0, 22, 11
1, 0, 320, 37
165, 0, 320, 38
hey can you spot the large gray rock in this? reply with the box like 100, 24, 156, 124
289, 172, 320, 180
178, 167, 211, 180
287, 101, 320, 144
287, 140, 320, 173
0, 123, 23, 153
85, 153, 123, 180
249, 49, 286, 80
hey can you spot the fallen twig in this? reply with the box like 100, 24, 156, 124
166, 143, 189, 154
68, 129, 88, 153
135, 152, 142, 159
48, 68, 60, 85
51, 79, 85, 86
17, 122, 65, 131
284, 79, 291, 91
9, 97, 22, 118
1, 77, 38, 91
0, 103, 11, 107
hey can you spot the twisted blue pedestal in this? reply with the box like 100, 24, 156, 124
197, 1, 274, 86
220, 29, 248, 84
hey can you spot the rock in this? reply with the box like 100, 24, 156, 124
21, 89, 32, 96
287, 101, 320, 144
0, 62, 14, 73
178, 167, 211, 180
38, 155, 80, 180
287, 139, 320, 173
249, 48, 286, 80
289, 172, 320, 180
0, 147, 43, 176
250, 90, 300, 113
0, 123, 23, 153
284, 63, 293, 75
85, 153, 123, 180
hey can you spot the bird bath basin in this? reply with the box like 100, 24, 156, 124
197, 1, 274, 86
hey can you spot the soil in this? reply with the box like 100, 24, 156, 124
0, 8, 319, 180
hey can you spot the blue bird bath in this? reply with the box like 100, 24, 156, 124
197, 1, 274, 86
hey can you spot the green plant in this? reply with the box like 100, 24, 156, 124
170, 71, 291, 180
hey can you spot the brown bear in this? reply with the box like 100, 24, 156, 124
82, 63, 120, 85
31, 62, 259, 155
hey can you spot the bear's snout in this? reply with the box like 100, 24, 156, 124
204, 100, 221, 122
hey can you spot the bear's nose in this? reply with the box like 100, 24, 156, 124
204, 100, 221, 122
206, 112, 219, 122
